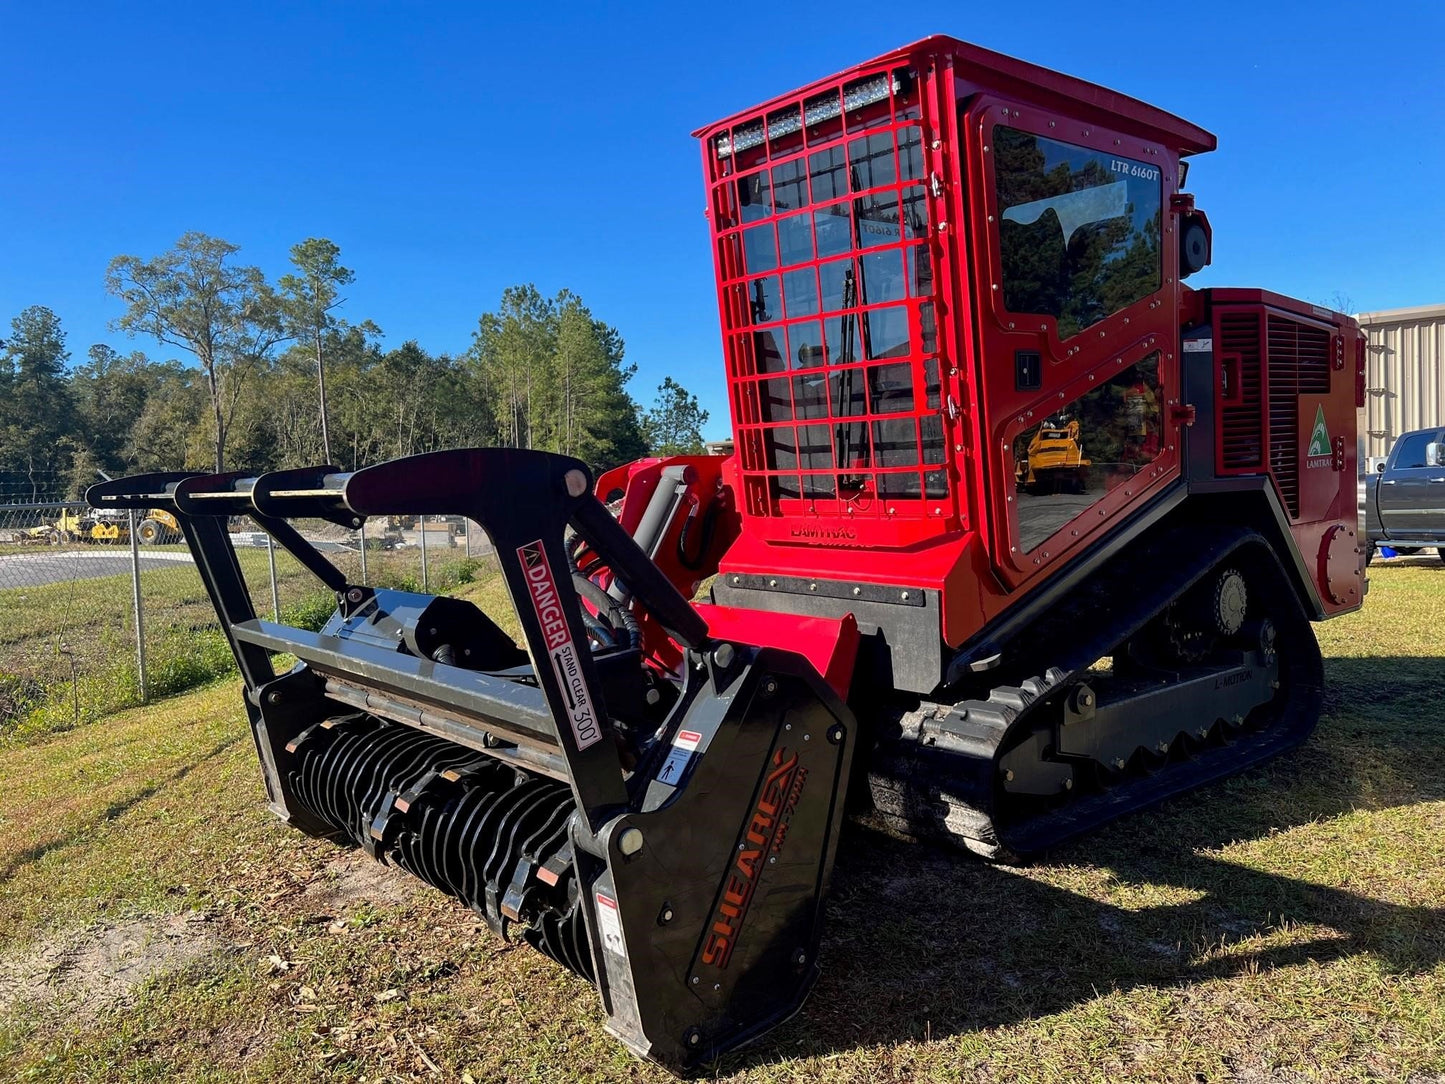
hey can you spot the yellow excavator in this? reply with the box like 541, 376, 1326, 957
1019, 417, 1092, 494
28, 507, 182, 544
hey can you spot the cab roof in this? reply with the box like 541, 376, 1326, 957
694, 35, 1217, 158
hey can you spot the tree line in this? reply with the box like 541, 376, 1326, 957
0, 232, 710, 502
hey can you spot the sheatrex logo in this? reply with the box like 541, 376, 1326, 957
699, 746, 809, 970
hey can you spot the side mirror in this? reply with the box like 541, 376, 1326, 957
1427, 443, 1444, 468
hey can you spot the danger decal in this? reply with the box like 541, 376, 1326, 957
700, 746, 809, 970
517, 540, 601, 751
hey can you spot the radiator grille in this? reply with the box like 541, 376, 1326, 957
1265, 316, 1332, 517
1219, 312, 1263, 469
1216, 309, 1335, 520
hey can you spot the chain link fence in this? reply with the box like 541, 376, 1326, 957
0, 502, 501, 738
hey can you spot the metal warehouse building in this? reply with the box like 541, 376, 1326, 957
1358, 302, 1445, 459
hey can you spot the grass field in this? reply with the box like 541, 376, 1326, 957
0, 560, 1442, 1081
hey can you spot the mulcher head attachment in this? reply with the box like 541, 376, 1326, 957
89, 449, 857, 1070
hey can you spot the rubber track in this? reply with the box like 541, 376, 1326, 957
868, 525, 1325, 861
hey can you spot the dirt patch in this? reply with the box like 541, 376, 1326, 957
300, 851, 418, 913
0, 911, 221, 1019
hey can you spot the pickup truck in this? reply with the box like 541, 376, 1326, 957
1362, 425, 1445, 563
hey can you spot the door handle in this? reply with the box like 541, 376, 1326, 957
1382, 479, 1397, 485
1429, 477, 1445, 484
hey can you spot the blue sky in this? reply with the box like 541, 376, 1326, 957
2, 2, 1441, 440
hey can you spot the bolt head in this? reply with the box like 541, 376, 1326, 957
712, 643, 736, 670
661, 907, 675, 924
618, 827, 644, 857
562, 469, 589, 497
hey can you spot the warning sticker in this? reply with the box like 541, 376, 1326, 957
594, 891, 627, 958
517, 539, 602, 751
1182, 338, 1213, 353
657, 729, 703, 786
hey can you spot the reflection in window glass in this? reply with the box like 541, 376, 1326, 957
865, 306, 910, 359
867, 363, 913, 414
760, 377, 792, 422
820, 258, 855, 312
825, 313, 860, 367
793, 371, 830, 419
742, 224, 776, 273
902, 189, 928, 239
765, 426, 797, 470
873, 418, 919, 466
782, 268, 819, 318
907, 245, 933, 297
993, 127, 1162, 340
791, 320, 825, 369
750, 275, 781, 324
738, 173, 771, 223
814, 203, 852, 258
771, 159, 808, 211
920, 302, 937, 353
777, 212, 814, 267
809, 146, 848, 201
923, 359, 941, 409
855, 191, 900, 248
849, 132, 896, 191
898, 127, 924, 182
921, 414, 945, 463
828, 368, 868, 418
860, 249, 906, 304
753, 329, 787, 374
799, 424, 833, 471
1013, 353, 1163, 551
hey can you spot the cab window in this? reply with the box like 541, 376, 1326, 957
993, 126, 1162, 340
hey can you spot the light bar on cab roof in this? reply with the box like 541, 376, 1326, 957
714, 72, 901, 160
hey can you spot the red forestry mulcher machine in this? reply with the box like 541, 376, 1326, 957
92, 36, 1365, 1071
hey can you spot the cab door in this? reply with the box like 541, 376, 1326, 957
1378, 429, 1445, 540
961, 97, 1184, 587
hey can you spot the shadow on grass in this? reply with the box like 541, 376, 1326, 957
732, 655, 1445, 1067
0, 734, 244, 881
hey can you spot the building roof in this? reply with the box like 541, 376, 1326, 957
1357, 302, 1445, 326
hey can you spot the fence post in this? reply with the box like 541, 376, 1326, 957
420, 519, 430, 591
464, 517, 471, 559
267, 533, 281, 621
128, 509, 148, 703
358, 519, 368, 585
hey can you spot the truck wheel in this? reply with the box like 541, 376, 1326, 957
137, 519, 163, 545
1365, 543, 1374, 567
1437, 547, 1445, 565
